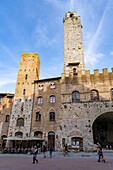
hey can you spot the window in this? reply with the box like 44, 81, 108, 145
21, 102, 24, 111
50, 95, 55, 103
70, 13, 74, 17
25, 74, 28, 80
49, 112, 55, 121
17, 118, 24, 126
73, 68, 77, 75
15, 131, 23, 138
111, 89, 113, 100
36, 112, 41, 121
5, 115, 9, 122
91, 90, 99, 101
72, 91, 80, 101
38, 97, 43, 104
34, 131, 43, 138
50, 83, 56, 89
0, 98, 2, 103
9, 99, 12, 103
23, 89, 26, 95
39, 84, 43, 90
21, 106, 23, 111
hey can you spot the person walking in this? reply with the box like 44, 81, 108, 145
32, 146, 38, 164
43, 145, 47, 158
49, 145, 53, 158
64, 144, 69, 156
97, 145, 104, 162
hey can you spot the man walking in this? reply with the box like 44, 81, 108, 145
32, 146, 38, 164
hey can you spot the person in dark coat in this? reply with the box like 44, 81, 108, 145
32, 146, 38, 164
43, 145, 46, 158
97, 145, 104, 162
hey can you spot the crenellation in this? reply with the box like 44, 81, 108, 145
102, 68, 108, 75
94, 69, 99, 76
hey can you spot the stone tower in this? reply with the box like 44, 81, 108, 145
7, 53, 40, 147
63, 12, 85, 76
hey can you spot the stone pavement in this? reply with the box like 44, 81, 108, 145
0, 151, 113, 170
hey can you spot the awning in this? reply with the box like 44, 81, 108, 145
4, 137, 44, 141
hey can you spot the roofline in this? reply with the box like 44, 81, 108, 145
34, 77, 61, 83
0, 93, 14, 97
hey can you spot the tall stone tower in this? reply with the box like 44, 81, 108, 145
7, 53, 40, 147
63, 12, 85, 76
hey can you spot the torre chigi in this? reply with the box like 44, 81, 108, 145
1, 12, 113, 151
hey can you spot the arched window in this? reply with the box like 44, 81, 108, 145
15, 131, 23, 138
111, 89, 113, 100
16, 118, 24, 126
34, 131, 43, 138
72, 91, 80, 101
25, 74, 28, 80
50, 95, 55, 103
38, 97, 43, 104
36, 112, 41, 121
91, 90, 99, 101
49, 112, 55, 121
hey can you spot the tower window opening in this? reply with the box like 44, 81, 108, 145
70, 13, 74, 17
73, 68, 77, 75
25, 74, 28, 80
5, 115, 9, 122
23, 89, 26, 95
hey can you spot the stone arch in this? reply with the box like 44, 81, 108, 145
34, 131, 43, 138
68, 130, 83, 137
92, 112, 113, 148
15, 131, 23, 138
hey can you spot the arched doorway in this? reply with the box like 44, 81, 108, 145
93, 112, 113, 148
48, 131, 55, 150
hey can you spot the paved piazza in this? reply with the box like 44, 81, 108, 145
0, 152, 113, 170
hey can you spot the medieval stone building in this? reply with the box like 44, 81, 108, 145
1, 11, 113, 151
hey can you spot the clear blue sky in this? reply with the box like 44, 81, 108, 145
0, 0, 113, 93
